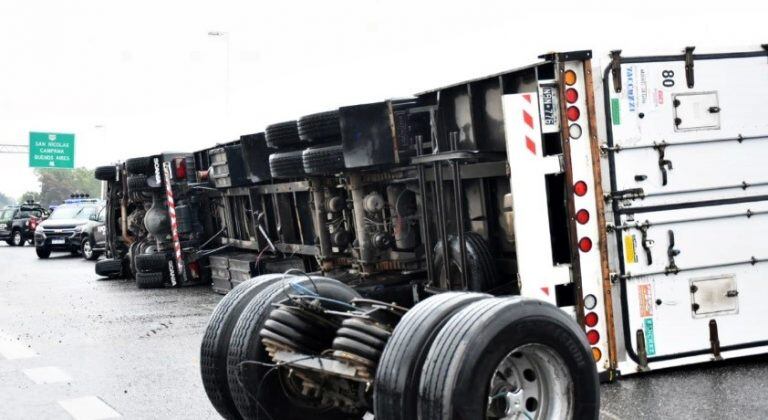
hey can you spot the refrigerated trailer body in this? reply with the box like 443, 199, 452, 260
500, 45, 768, 377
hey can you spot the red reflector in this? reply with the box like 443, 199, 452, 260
574, 181, 588, 197
585, 312, 599, 327
175, 158, 187, 179
576, 209, 590, 224
587, 329, 600, 345
565, 88, 579, 103
566, 106, 581, 121
579, 237, 593, 252
189, 261, 200, 278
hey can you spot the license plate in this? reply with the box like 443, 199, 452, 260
0, 225, 6, 231
51, 239, 66, 245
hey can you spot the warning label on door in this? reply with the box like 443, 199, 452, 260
644, 318, 656, 356
638, 283, 654, 317
624, 234, 638, 264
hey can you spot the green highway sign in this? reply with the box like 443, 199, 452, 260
29, 132, 75, 169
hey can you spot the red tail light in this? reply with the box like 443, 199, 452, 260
587, 330, 600, 345
585, 312, 599, 327
189, 261, 200, 279
574, 181, 588, 196
579, 237, 593, 252
175, 158, 187, 180
566, 106, 581, 121
575, 209, 590, 224
565, 88, 579, 103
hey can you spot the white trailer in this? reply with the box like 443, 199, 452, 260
503, 44, 768, 378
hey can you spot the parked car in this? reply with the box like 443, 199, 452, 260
78, 206, 107, 261
34, 198, 103, 259
0, 202, 48, 246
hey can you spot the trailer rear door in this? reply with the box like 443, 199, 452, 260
603, 48, 768, 366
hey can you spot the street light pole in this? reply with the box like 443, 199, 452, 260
207, 31, 230, 116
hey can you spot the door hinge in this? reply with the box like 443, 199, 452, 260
684, 46, 695, 89
610, 50, 623, 93
639, 223, 653, 266
609, 188, 645, 201
709, 320, 723, 361
665, 230, 680, 274
609, 272, 620, 284
654, 142, 673, 186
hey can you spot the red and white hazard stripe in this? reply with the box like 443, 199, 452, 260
162, 161, 183, 278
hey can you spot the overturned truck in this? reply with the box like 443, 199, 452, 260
197, 48, 618, 420
98, 44, 768, 419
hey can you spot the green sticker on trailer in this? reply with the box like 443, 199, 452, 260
644, 317, 656, 356
611, 98, 621, 125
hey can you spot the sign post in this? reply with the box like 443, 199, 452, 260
29, 132, 75, 169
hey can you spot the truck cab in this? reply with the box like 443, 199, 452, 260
93, 153, 209, 288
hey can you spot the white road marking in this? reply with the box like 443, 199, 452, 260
0, 333, 37, 360
23, 366, 72, 384
58, 396, 121, 420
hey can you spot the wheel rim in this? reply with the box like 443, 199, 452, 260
486, 344, 574, 420
12, 232, 21, 246
83, 240, 92, 258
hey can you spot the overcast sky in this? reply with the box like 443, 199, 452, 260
0, 0, 765, 199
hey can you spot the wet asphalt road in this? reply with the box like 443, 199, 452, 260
1, 242, 767, 419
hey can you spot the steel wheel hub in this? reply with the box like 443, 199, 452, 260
486, 344, 574, 419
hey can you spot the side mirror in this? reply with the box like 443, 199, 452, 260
89, 214, 99, 221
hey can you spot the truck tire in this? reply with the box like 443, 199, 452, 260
227, 276, 360, 420
135, 252, 170, 272
418, 297, 599, 420
127, 175, 151, 193
433, 232, 501, 292
35, 246, 51, 259
125, 156, 156, 175
302, 145, 345, 175
269, 150, 306, 179
374, 292, 490, 420
297, 110, 341, 144
265, 121, 301, 149
135, 271, 165, 289
95, 259, 124, 277
128, 242, 140, 279
200, 274, 286, 420
94, 165, 117, 181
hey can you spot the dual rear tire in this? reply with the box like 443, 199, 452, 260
134, 252, 170, 289
200, 278, 599, 420
201, 274, 361, 420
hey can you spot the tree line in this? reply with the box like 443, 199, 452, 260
4, 168, 101, 208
